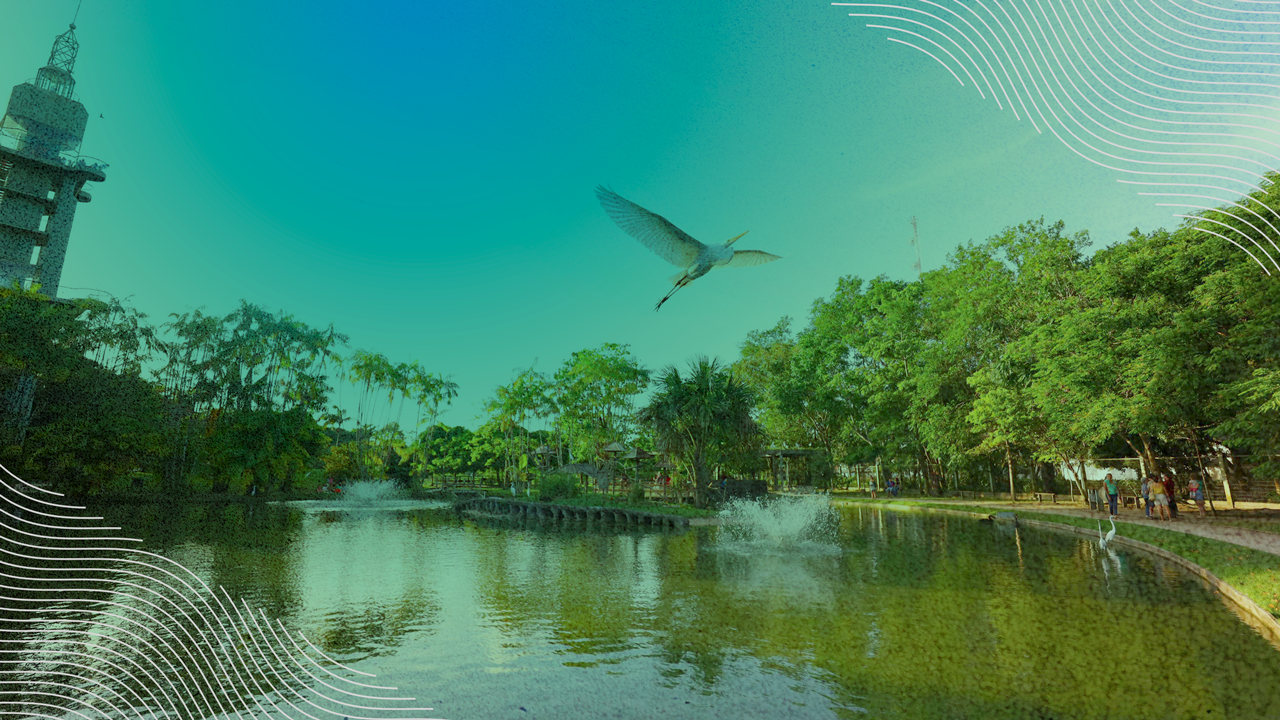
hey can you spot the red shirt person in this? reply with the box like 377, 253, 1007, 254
1161, 475, 1178, 519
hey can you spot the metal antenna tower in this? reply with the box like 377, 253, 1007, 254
909, 216, 922, 276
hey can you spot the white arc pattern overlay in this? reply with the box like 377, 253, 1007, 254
838, 0, 1280, 274
0, 464, 444, 719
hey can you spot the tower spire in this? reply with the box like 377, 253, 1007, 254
36, 23, 80, 100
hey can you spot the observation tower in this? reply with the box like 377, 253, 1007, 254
0, 23, 107, 300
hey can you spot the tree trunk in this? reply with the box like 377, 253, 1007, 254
1056, 453, 1084, 498
1039, 462, 1055, 492
1139, 433, 1160, 478
1122, 436, 1147, 478
693, 452, 711, 508
280, 463, 295, 495
917, 444, 935, 495
1190, 435, 1217, 517
1005, 442, 1016, 501
1217, 450, 1236, 509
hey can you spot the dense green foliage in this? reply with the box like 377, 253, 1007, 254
0, 288, 453, 495
6, 179, 1280, 502
639, 357, 762, 508
536, 472, 580, 501
734, 178, 1280, 496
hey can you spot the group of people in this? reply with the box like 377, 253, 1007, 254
1097, 472, 1207, 521
868, 478, 900, 499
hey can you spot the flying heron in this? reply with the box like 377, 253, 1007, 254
595, 186, 782, 311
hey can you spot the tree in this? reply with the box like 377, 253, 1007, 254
24, 354, 165, 494
734, 318, 857, 485
0, 282, 94, 449
485, 368, 555, 485
408, 367, 459, 481
202, 406, 328, 493
553, 344, 649, 466
419, 424, 478, 478
808, 276, 928, 489
151, 302, 346, 489
638, 357, 761, 508
945, 219, 1090, 495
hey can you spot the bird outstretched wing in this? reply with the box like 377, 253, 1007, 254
724, 250, 782, 268
596, 186, 704, 268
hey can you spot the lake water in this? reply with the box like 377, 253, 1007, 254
4, 495, 1279, 719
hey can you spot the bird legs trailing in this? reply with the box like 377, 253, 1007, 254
655, 274, 693, 312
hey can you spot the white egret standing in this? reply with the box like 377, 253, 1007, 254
1097, 518, 1117, 549
595, 186, 782, 310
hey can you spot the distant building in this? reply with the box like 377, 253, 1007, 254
1059, 462, 1140, 483
0, 23, 107, 300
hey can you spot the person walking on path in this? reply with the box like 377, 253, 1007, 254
1150, 477, 1170, 521
870, 478, 877, 501
1162, 474, 1179, 520
1141, 476, 1152, 518
1104, 474, 1119, 519
1188, 475, 1206, 518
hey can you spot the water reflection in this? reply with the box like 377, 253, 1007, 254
6, 500, 1279, 720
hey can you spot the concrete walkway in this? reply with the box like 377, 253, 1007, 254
843, 496, 1280, 557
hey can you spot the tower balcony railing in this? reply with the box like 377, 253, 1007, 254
0, 126, 108, 175
19, 78, 80, 103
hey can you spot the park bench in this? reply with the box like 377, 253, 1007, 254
957, 490, 977, 499
1033, 492, 1057, 503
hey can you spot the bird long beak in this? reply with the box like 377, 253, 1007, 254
725, 231, 749, 246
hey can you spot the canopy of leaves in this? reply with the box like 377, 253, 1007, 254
639, 357, 761, 507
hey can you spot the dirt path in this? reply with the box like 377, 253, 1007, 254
856, 497, 1280, 557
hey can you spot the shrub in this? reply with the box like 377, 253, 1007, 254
628, 481, 645, 504
538, 473, 579, 501
385, 450, 413, 488
321, 443, 361, 482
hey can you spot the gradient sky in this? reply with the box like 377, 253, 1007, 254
3, 0, 1199, 428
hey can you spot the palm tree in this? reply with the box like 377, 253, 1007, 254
638, 357, 761, 508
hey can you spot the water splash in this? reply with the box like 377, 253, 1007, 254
341, 480, 406, 504
716, 495, 840, 552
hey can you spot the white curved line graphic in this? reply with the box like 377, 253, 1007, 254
836, 0, 1280, 273
887, 36, 969, 84
0, 464, 445, 719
